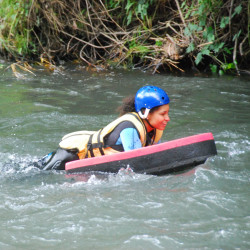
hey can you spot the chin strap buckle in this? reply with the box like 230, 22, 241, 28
138, 108, 150, 119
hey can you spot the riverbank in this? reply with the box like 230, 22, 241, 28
0, 0, 249, 75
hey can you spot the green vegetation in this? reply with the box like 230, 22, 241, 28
182, 0, 246, 74
0, 0, 35, 57
0, 0, 249, 75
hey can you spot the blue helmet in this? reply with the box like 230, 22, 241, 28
135, 86, 170, 118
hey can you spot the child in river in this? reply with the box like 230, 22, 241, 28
36, 85, 170, 170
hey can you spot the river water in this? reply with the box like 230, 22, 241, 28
0, 61, 249, 249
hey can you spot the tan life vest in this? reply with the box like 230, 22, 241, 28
59, 112, 163, 159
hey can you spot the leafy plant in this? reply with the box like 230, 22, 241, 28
0, 0, 35, 57
105, 0, 156, 26
182, 0, 243, 74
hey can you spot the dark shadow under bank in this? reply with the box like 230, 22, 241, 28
2, 55, 249, 79
148, 55, 250, 78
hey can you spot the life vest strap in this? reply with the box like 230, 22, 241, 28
86, 129, 105, 158
97, 128, 105, 156
86, 134, 94, 158
130, 112, 158, 146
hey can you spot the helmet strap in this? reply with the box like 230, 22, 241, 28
138, 108, 150, 119
145, 118, 155, 130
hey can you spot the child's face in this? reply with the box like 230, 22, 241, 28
147, 104, 170, 130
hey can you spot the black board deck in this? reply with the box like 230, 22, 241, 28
66, 133, 217, 175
